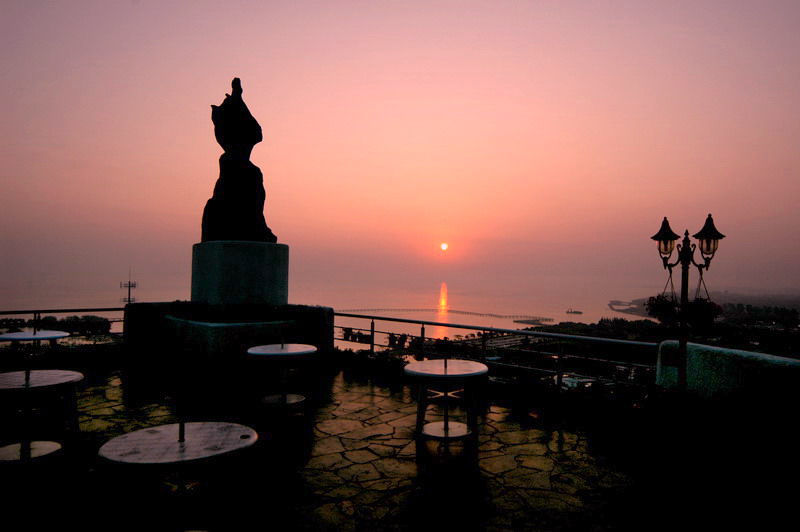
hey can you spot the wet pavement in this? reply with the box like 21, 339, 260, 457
3, 344, 798, 530
298, 374, 630, 531
0, 361, 643, 531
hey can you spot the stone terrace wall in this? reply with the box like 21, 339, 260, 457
657, 340, 800, 398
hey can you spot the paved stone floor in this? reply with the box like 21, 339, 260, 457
299, 374, 631, 531
2, 366, 637, 531
5, 353, 798, 531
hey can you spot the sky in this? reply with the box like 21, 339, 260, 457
1, 1, 799, 310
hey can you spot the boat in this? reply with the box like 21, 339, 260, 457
566, 308, 583, 314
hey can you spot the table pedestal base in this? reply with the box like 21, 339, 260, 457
422, 421, 470, 440
0, 441, 62, 462
262, 393, 306, 406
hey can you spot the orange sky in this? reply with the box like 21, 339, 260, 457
1, 1, 799, 308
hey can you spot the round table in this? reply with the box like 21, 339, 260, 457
98, 422, 258, 465
0, 330, 70, 343
0, 369, 83, 390
247, 343, 318, 357
0, 370, 84, 463
404, 358, 488, 440
0, 329, 71, 385
0, 441, 62, 462
404, 359, 489, 379
246, 343, 317, 406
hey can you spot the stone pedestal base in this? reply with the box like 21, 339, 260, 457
164, 315, 293, 360
124, 301, 334, 364
191, 241, 289, 305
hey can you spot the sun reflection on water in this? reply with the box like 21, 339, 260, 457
435, 281, 449, 338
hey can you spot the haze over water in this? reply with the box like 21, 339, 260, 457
4, 271, 639, 340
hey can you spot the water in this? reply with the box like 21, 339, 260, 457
1, 275, 651, 338
293, 278, 646, 340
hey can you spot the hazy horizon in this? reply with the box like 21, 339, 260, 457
2, 1, 799, 312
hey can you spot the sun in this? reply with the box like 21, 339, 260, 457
440, 242, 448, 251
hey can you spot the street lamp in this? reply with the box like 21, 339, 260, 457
651, 214, 725, 388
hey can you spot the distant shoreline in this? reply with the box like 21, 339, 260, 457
608, 299, 650, 319
608, 291, 800, 322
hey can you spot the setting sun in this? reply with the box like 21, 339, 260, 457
440, 243, 448, 251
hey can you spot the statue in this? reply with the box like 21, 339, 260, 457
201, 78, 277, 243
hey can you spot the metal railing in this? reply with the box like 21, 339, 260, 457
0, 308, 125, 315
0, 307, 126, 336
334, 312, 659, 389
0, 306, 660, 388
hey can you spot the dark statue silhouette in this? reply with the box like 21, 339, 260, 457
201, 78, 277, 243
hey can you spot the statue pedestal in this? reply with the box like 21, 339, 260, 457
191, 241, 289, 305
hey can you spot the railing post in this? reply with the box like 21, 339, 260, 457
555, 342, 563, 390
481, 330, 487, 358
420, 324, 425, 356
555, 355, 563, 389
370, 319, 375, 355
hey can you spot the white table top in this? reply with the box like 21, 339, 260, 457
404, 359, 489, 378
0, 330, 70, 342
98, 422, 258, 465
0, 441, 62, 462
247, 343, 318, 357
0, 369, 84, 390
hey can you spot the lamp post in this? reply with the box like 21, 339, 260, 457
651, 214, 725, 388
